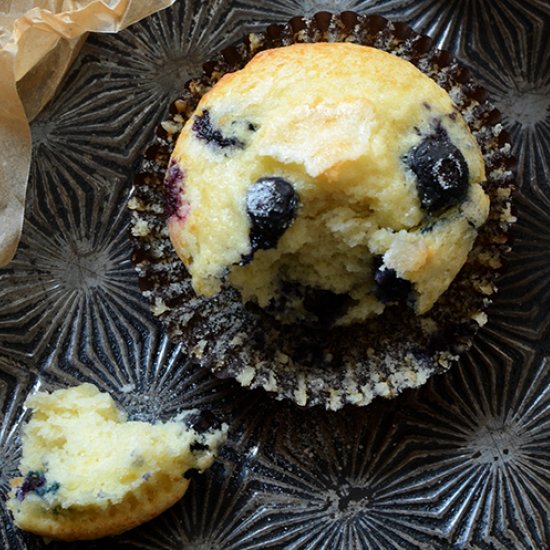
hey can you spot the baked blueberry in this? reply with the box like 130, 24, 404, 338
164, 160, 184, 218
192, 109, 244, 149
15, 471, 59, 502
409, 126, 469, 214
16, 472, 46, 501
246, 177, 298, 252
373, 256, 412, 304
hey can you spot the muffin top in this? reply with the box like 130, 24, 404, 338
167, 42, 489, 325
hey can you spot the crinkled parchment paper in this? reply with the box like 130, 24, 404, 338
0, 0, 176, 266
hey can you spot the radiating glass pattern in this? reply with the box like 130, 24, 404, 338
0, 1, 548, 548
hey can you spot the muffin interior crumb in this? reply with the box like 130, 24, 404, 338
8, 383, 227, 540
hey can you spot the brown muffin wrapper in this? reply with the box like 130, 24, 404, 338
129, 12, 515, 410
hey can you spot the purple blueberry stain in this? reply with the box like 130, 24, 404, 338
16, 471, 46, 501
164, 160, 189, 221
16, 471, 59, 501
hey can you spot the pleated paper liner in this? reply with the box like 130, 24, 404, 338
129, 12, 515, 410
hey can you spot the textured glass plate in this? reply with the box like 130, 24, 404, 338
1, 1, 549, 548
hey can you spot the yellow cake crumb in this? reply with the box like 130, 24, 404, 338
7, 383, 227, 541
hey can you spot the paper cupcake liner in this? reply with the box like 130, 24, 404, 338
129, 12, 515, 410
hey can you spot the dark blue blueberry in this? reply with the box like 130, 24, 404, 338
15, 471, 61, 502
16, 471, 46, 501
373, 256, 412, 304
192, 109, 244, 149
408, 125, 469, 214
164, 160, 184, 218
246, 177, 298, 252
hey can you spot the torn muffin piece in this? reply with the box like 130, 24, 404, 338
7, 383, 227, 541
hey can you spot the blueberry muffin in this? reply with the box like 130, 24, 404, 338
7, 384, 227, 541
166, 43, 489, 325
130, 14, 514, 409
